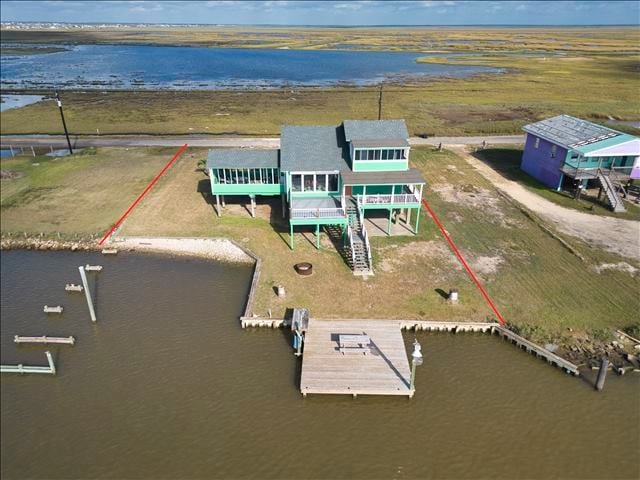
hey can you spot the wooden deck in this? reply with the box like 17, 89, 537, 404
300, 319, 413, 397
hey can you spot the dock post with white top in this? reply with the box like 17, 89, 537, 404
78, 266, 97, 322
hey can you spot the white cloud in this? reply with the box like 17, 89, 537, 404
333, 3, 363, 10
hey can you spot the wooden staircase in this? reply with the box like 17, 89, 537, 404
346, 200, 373, 276
597, 170, 626, 213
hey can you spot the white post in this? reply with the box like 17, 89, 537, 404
45, 350, 56, 374
78, 266, 97, 322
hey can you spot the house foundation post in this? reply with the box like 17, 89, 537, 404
221, 195, 226, 208
406, 207, 412, 226
250, 195, 256, 218
216, 194, 221, 217
414, 206, 421, 234
316, 224, 320, 250
387, 208, 393, 235
289, 224, 294, 250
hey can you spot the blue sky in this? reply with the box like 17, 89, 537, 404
1, 1, 638, 26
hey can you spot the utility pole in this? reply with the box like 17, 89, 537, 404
55, 90, 73, 154
377, 84, 383, 120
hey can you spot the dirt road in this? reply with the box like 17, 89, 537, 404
0, 134, 524, 149
451, 146, 640, 261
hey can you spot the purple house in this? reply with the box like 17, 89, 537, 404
521, 115, 640, 212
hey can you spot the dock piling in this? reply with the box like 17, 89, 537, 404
78, 266, 97, 322
595, 358, 609, 391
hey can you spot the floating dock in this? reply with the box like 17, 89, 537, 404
84, 265, 103, 272
14, 335, 75, 345
300, 319, 413, 398
65, 283, 83, 292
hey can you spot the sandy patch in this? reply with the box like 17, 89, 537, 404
110, 236, 253, 263
446, 164, 465, 175
594, 262, 639, 276
377, 240, 462, 279
469, 255, 504, 275
430, 183, 505, 221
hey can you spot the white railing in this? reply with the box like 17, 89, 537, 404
362, 225, 372, 266
290, 207, 346, 219
356, 206, 372, 269
347, 224, 355, 265
356, 193, 420, 205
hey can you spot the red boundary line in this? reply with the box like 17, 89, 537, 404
98, 144, 188, 246
421, 198, 506, 327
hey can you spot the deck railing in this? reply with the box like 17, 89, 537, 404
356, 193, 420, 205
290, 207, 346, 219
562, 164, 634, 179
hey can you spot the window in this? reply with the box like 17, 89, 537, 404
373, 149, 381, 160
291, 174, 301, 192
534, 137, 540, 149
316, 174, 327, 191
303, 174, 314, 192
355, 150, 361, 161
550, 145, 557, 159
328, 174, 338, 192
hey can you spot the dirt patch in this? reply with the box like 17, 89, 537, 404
430, 183, 506, 221
445, 164, 465, 175
594, 262, 639, 277
377, 240, 462, 280
469, 254, 504, 276
0, 170, 24, 180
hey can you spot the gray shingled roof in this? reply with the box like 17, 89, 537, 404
280, 125, 349, 172
523, 115, 621, 149
343, 120, 409, 144
206, 149, 279, 169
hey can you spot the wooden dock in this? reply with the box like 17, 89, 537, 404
14, 335, 75, 345
300, 319, 413, 397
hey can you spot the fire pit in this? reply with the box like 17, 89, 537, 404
294, 262, 313, 276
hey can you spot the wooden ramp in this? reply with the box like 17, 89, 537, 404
300, 319, 413, 397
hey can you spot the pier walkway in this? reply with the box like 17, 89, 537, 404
300, 319, 413, 397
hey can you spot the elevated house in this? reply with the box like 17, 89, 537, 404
521, 115, 640, 212
207, 119, 426, 275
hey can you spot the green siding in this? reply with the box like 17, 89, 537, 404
212, 183, 282, 196
289, 217, 348, 226
352, 160, 408, 172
